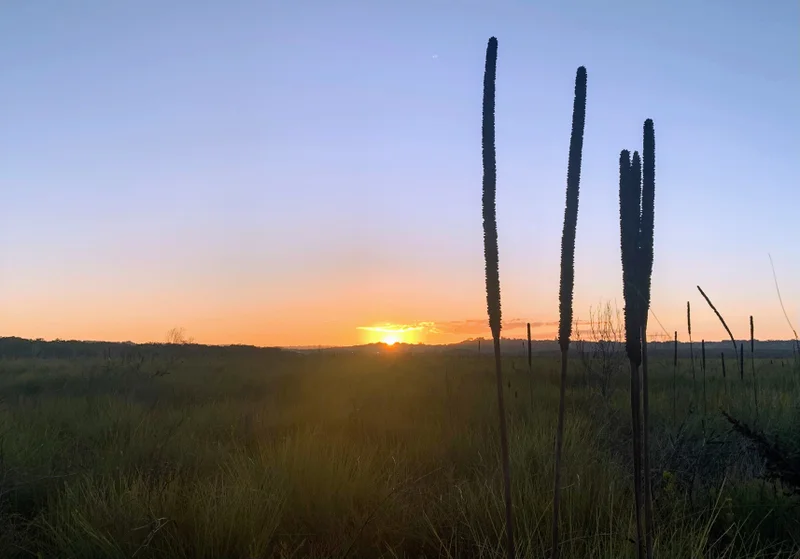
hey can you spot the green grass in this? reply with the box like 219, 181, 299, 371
0, 351, 798, 558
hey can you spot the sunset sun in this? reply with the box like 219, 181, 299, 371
357, 323, 426, 345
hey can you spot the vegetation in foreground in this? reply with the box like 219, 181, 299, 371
1, 347, 798, 558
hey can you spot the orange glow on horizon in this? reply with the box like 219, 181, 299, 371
2, 294, 798, 348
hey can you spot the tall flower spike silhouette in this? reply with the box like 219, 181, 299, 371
551, 65, 587, 559
480, 36, 515, 559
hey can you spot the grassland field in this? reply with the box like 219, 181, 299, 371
0, 348, 798, 558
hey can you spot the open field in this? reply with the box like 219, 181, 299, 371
0, 347, 798, 558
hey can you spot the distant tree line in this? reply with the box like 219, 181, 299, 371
0, 336, 284, 361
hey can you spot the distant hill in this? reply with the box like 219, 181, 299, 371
0, 336, 284, 360
292, 337, 799, 359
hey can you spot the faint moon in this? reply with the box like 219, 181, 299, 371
432, 54, 439, 58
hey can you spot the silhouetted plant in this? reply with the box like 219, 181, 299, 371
702, 339, 706, 373
769, 253, 800, 358
721, 350, 730, 401
551, 65, 587, 559
617, 118, 657, 559
751, 315, 759, 420
721, 352, 726, 379
696, 286, 737, 352
527, 322, 533, 404
480, 36, 515, 559
701, 339, 707, 427
574, 301, 624, 397
619, 148, 644, 559
740, 343, 744, 382
639, 118, 656, 559
688, 302, 696, 400
672, 331, 678, 424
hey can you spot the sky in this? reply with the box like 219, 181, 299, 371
1, 0, 798, 347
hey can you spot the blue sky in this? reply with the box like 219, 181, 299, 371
1, 0, 798, 346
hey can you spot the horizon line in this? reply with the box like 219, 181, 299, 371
3, 334, 798, 351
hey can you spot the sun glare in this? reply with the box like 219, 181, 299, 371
358, 323, 425, 345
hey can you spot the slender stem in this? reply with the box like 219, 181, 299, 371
696, 285, 737, 352
739, 343, 744, 382
641, 330, 653, 559
721, 352, 729, 403
672, 331, 678, 425
769, 254, 800, 352
528, 323, 533, 406
751, 316, 758, 422
702, 344, 708, 437
551, 351, 569, 559
630, 360, 644, 559
493, 337, 515, 559
688, 302, 696, 408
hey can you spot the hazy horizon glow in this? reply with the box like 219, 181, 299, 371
1, 1, 798, 347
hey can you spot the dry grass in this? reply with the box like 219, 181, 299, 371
0, 351, 798, 558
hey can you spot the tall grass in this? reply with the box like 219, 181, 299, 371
551, 65, 587, 559
2, 352, 798, 558
768, 253, 800, 356
480, 35, 515, 559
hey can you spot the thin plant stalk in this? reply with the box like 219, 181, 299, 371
702, 339, 706, 374
551, 65, 587, 559
480, 36, 514, 559
739, 343, 744, 382
641, 327, 654, 556
629, 358, 644, 559
688, 302, 697, 404
751, 316, 758, 421
672, 331, 678, 424
701, 339, 707, 434
769, 253, 800, 356
527, 322, 533, 405
721, 352, 728, 400
697, 285, 737, 352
